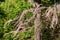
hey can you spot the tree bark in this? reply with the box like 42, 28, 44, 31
34, 14, 43, 40
34, 5, 43, 40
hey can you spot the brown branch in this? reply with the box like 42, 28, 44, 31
50, 7, 58, 29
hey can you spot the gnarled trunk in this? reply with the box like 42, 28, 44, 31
34, 4, 43, 40
34, 13, 43, 40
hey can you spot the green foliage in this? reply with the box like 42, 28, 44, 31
16, 27, 34, 40
42, 0, 54, 6
0, 0, 32, 19
28, 20, 34, 27
3, 27, 34, 40
23, 12, 33, 20
4, 33, 14, 40
0, 0, 33, 40
43, 28, 52, 40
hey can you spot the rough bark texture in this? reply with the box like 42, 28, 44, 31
34, 13, 43, 40
34, 4, 43, 40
